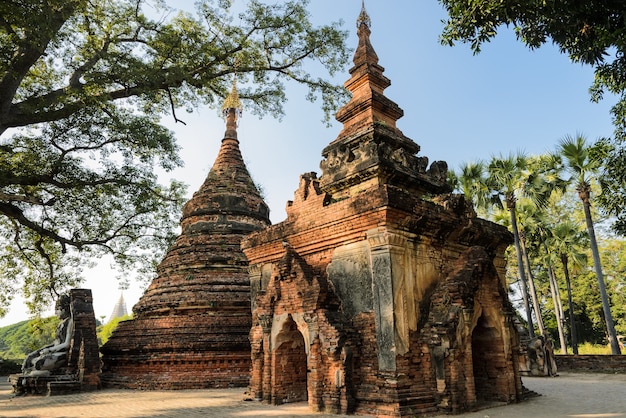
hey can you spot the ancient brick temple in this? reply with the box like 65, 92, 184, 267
241, 5, 524, 417
100, 83, 271, 389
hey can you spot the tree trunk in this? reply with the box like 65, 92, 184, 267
548, 264, 568, 354
561, 255, 578, 355
540, 235, 567, 353
580, 196, 622, 355
520, 231, 545, 335
509, 206, 534, 338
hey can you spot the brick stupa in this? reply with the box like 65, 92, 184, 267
100, 81, 270, 389
242, 4, 523, 417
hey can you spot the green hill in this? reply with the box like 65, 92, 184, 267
0, 317, 58, 360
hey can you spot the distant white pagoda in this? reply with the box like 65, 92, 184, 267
108, 293, 128, 322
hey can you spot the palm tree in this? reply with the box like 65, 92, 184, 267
549, 220, 587, 354
546, 256, 568, 354
523, 189, 569, 353
519, 155, 569, 342
457, 154, 575, 341
559, 134, 621, 354
516, 206, 546, 336
455, 161, 492, 217
536, 211, 569, 354
456, 158, 535, 335
485, 153, 536, 337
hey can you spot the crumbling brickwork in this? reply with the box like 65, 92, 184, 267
67, 289, 101, 392
100, 104, 270, 389
242, 5, 523, 417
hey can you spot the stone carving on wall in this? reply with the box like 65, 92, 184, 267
321, 139, 435, 178
320, 147, 349, 172
390, 146, 411, 168
320, 135, 449, 197
426, 160, 449, 183
358, 137, 379, 162
326, 242, 373, 319
432, 193, 477, 219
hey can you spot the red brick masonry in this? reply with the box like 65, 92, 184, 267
556, 355, 626, 373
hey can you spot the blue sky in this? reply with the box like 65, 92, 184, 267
164, 0, 616, 224
0, 0, 617, 326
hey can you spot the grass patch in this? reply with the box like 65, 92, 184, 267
567, 343, 612, 355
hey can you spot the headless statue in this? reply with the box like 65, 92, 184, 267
526, 334, 558, 377
22, 294, 74, 376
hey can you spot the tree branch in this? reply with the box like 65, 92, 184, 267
0, 192, 54, 206
167, 88, 186, 125
0, 202, 100, 249
0, 1, 80, 125
69, 37, 112, 87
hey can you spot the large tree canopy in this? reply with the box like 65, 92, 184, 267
438, 0, 626, 234
0, 0, 349, 316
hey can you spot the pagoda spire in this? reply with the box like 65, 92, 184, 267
107, 292, 128, 323
319, 3, 450, 198
221, 75, 243, 141
332, 3, 403, 142
357, 0, 371, 29
181, 73, 268, 235
354, 0, 377, 67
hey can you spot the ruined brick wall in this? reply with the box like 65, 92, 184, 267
556, 355, 626, 373
67, 289, 100, 391
242, 5, 522, 416
100, 262, 256, 390
243, 173, 522, 417
247, 247, 356, 414
349, 312, 426, 418
271, 317, 308, 403
101, 314, 251, 389
418, 247, 522, 413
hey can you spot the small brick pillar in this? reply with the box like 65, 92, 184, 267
67, 289, 101, 391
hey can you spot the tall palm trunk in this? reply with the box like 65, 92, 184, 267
548, 265, 568, 353
579, 188, 621, 355
561, 254, 578, 355
520, 230, 545, 335
508, 199, 535, 338
543, 241, 567, 353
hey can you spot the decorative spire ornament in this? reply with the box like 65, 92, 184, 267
221, 60, 243, 140
221, 74, 243, 124
357, 0, 371, 28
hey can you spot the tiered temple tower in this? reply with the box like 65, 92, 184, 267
100, 81, 271, 389
242, 4, 523, 417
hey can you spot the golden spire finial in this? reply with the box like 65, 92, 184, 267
357, 0, 371, 28
222, 57, 243, 123
222, 75, 242, 122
